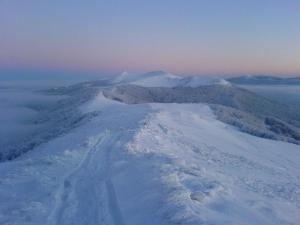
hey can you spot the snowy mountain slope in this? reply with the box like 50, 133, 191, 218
103, 84, 300, 144
0, 93, 153, 225
0, 83, 104, 161
127, 103, 300, 225
113, 71, 229, 88
182, 76, 231, 87
1, 92, 299, 225
113, 71, 183, 87
131, 71, 183, 87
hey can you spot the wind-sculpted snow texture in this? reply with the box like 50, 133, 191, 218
127, 104, 300, 224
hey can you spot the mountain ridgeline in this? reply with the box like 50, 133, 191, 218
103, 81, 300, 145
2, 72, 299, 162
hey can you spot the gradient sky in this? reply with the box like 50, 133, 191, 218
0, 0, 300, 76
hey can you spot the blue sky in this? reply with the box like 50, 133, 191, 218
0, 0, 300, 77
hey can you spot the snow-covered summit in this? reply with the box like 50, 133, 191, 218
113, 71, 232, 88
113, 71, 137, 83
113, 70, 183, 87
132, 71, 183, 87
215, 78, 232, 86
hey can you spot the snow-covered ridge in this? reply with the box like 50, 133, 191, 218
1, 92, 299, 225
126, 103, 300, 224
103, 83, 300, 145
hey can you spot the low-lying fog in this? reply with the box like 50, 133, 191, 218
240, 85, 300, 106
0, 81, 67, 153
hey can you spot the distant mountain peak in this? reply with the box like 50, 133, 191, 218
216, 79, 232, 86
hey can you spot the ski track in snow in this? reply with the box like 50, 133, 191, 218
48, 130, 125, 225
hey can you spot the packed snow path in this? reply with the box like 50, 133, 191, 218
48, 131, 125, 225
0, 92, 300, 225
